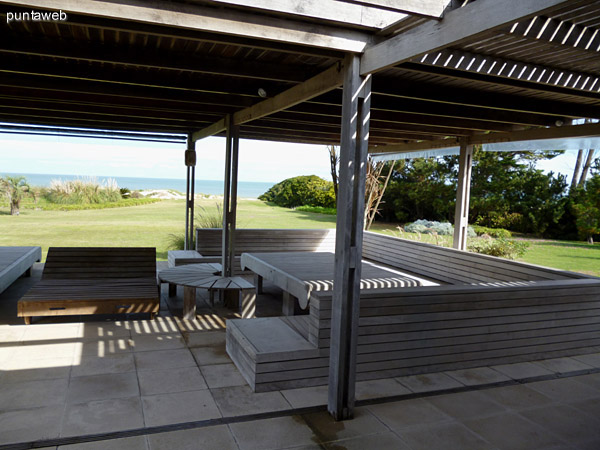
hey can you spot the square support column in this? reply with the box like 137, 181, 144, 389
453, 140, 474, 251
328, 54, 372, 421
184, 133, 196, 251
222, 115, 239, 278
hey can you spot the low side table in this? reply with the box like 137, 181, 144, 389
158, 263, 256, 320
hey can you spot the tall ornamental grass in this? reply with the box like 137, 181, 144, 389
46, 177, 121, 204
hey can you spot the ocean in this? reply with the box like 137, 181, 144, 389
1, 173, 274, 199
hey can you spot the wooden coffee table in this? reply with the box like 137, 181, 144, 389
158, 263, 255, 320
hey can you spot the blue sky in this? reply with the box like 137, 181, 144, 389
0, 132, 583, 184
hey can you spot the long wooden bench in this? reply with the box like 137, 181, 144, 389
227, 231, 600, 392
0, 246, 41, 294
18, 247, 160, 324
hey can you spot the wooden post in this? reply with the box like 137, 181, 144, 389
222, 116, 239, 279
184, 133, 196, 250
328, 54, 371, 421
453, 140, 473, 251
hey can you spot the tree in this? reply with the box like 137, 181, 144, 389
573, 158, 600, 244
0, 175, 30, 215
364, 158, 395, 230
327, 145, 339, 200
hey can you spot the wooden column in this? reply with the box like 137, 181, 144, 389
328, 54, 371, 421
453, 140, 474, 251
222, 115, 239, 278
184, 133, 196, 251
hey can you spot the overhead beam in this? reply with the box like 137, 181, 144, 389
1, 0, 372, 52
192, 62, 345, 141
207, 0, 408, 28
360, 0, 573, 75
369, 121, 600, 153
337, 0, 449, 17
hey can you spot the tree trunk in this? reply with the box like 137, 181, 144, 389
578, 149, 595, 187
10, 201, 19, 215
328, 145, 339, 200
588, 235, 594, 245
571, 149, 584, 193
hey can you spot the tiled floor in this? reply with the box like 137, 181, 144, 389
1, 263, 600, 449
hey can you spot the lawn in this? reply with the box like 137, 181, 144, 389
1, 199, 597, 276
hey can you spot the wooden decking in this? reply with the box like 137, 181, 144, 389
0, 246, 41, 294
18, 247, 159, 324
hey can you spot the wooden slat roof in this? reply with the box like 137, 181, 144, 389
0, 0, 599, 147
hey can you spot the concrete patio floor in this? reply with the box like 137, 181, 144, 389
1, 263, 600, 449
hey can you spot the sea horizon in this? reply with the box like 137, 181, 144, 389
1, 172, 274, 199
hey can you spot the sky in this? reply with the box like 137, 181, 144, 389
0, 131, 586, 184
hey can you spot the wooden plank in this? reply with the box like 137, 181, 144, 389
6, 0, 371, 52
360, 0, 573, 75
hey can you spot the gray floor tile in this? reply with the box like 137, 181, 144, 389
399, 421, 498, 450
61, 397, 144, 437
479, 384, 554, 411
191, 345, 232, 365
519, 404, 600, 445
446, 367, 511, 386
67, 372, 140, 404
425, 390, 506, 420
183, 330, 226, 348
462, 412, 566, 450
201, 363, 247, 388
355, 378, 410, 400
78, 338, 133, 357
0, 378, 68, 411
302, 407, 387, 443
211, 385, 291, 417
0, 356, 72, 383
396, 372, 463, 393
147, 425, 238, 450
367, 397, 452, 430
142, 389, 221, 427
569, 397, 600, 418
133, 348, 196, 371
21, 323, 82, 341
570, 372, 600, 392
0, 406, 62, 445
527, 378, 600, 404
71, 354, 135, 378
280, 385, 328, 408
491, 361, 554, 380
80, 321, 132, 339
14, 342, 77, 361
137, 366, 207, 395
130, 333, 185, 352
572, 352, 600, 368
533, 357, 594, 374
59, 436, 148, 450
230, 416, 317, 450
324, 432, 412, 450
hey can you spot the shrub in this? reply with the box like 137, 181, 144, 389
195, 203, 223, 228
46, 177, 121, 204
120, 187, 131, 198
468, 237, 529, 260
405, 219, 475, 237
259, 175, 335, 208
472, 225, 512, 238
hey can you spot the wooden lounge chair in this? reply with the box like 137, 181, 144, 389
18, 247, 160, 324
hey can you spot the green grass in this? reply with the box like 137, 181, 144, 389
1, 199, 597, 276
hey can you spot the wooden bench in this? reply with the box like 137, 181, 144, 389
0, 246, 41, 294
227, 232, 600, 392
18, 247, 159, 324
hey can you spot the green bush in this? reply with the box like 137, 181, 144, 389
405, 219, 476, 237
468, 237, 529, 260
472, 225, 512, 238
195, 203, 223, 228
259, 175, 336, 208
21, 198, 160, 211
295, 205, 336, 215
46, 178, 121, 204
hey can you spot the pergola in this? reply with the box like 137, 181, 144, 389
1, 0, 600, 420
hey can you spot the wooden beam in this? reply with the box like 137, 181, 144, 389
360, 0, 574, 75
369, 122, 600, 153
193, 62, 344, 141
337, 0, 449, 17
2, 0, 372, 52
453, 140, 473, 251
328, 54, 371, 421
207, 0, 408, 28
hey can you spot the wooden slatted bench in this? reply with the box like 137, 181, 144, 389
0, 246, 41, 294
18, 247, 160, 324
227, 231, 600, 392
